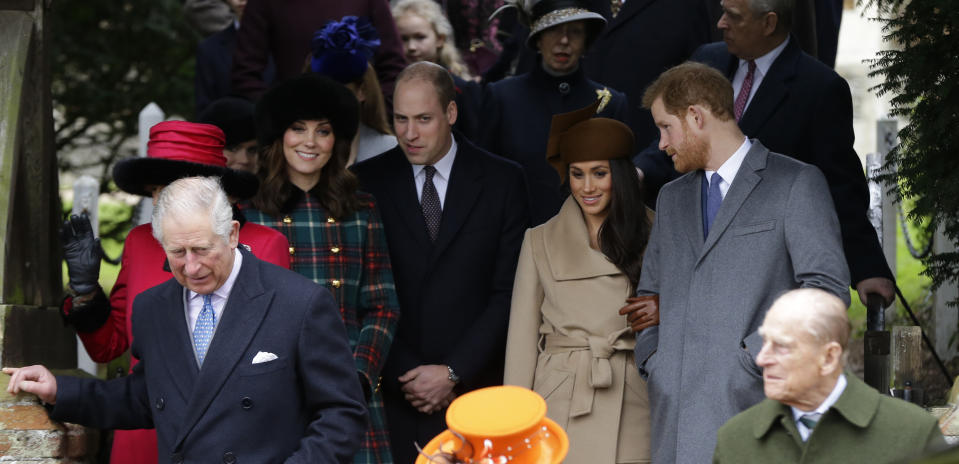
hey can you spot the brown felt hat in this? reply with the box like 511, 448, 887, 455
546, 100, 635, 182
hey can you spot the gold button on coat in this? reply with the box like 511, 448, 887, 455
331, 247, 340, 254
282, 216, 292, 224
331, 279, 342, 288
288, 246, 295, 255
327, 217, 336, 223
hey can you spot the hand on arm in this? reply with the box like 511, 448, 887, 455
399, 365, 455, 414
4, 366, 57, 404
619, 294, 660, 333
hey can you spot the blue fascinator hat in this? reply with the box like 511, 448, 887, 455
310, 16, 381, 84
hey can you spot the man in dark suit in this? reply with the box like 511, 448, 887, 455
5, 177, 367, 463
351, 62, 529, 464
636, 0, 896, 306
583, 0, 713, 146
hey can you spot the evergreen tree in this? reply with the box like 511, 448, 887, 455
868, 0, 959, 306
51, 0, 197, 187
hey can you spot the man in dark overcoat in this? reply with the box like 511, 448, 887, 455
352, 62, 529, 464
6, 177, 367, 463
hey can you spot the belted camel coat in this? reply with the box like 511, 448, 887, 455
505, 197, 651, 463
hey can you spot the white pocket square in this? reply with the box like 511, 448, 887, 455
252, 351, 278, 364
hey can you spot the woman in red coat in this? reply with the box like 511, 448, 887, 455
59, 121, 290, 464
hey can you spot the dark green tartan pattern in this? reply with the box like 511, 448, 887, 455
244, 190, 400, 464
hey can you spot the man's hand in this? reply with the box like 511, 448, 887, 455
619, 294, 660, 332
60, 213, 103, 296
3, 366, 57, 404
398, 365, 455, 414
856, 277, 896, 308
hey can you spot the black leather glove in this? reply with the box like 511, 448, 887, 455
59, 213, 102, 295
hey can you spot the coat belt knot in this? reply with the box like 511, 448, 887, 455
544, 328, 633, 417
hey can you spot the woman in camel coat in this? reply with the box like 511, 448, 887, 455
505, 102, 654, 463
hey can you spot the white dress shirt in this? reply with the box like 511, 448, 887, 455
185, 249, 242, 336
412, 137, 457, 209
791, 373, 848, 441
732, 37, 790, 113
704, 137, 751, 199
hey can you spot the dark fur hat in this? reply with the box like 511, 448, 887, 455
198, 96, 257, 148
255, 73, 360, 148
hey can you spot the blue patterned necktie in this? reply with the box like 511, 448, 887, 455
194, 294, 216, 366
703, 172, 723, 238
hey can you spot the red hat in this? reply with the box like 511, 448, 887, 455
112, 121, 258, 198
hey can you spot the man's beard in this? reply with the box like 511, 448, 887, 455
668, 129, 709, 173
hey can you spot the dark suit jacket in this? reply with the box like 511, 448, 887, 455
637, 38, 892, 284
231, 0, 407, 102
351, 134, 530, 464
195, 23, 275, 114
51, 249, 367, 463
583, 0, 713, 146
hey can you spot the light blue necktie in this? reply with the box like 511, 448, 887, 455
703, 172, 723, 238
194, 294, 216, 366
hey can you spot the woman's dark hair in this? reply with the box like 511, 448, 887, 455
597, 157, 650, 292
251, 126, 361, 219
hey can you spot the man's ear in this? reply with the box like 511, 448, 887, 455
820, 341, 843, 376
686, 105, 707, 131
228, 220, 240, 249
762, 12, 779, 37
445, 100, 458, 126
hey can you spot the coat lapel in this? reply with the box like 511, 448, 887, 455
173, 250, 274, 449
697, 142, 768, 264
150, 280, 198, 402
381, 148, 433, 247
544, 197, 621, 280
738, 38, 799, 136
428, 135, 483, 264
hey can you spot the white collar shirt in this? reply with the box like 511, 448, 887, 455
732, 36, 790, 113
185, 249, 242, 335
412, 137, 457, 209
704, 137, 751, 199
791, 373, 848, 441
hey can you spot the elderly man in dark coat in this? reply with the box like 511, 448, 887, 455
714, 288, 945, 463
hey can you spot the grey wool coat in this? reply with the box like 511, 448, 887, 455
633, 140, 850, 463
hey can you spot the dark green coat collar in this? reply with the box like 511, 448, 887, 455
751, 373, 879, 439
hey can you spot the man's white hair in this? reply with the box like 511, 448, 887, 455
151, 176, 234, 246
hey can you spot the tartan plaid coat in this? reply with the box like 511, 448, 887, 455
243, 188, 400, 464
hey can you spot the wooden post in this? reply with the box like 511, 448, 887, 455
892, 326, 922, 394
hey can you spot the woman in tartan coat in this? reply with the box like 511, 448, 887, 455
243, 73, 401, 464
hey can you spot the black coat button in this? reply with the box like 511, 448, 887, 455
171, 452, 183, 464
223, 451, 236, 463
155, 397, 165, 410
240, 397, 253, 410
559, 82, 570, 95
